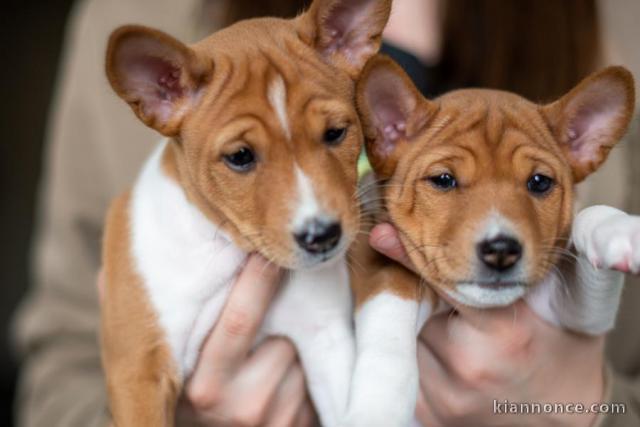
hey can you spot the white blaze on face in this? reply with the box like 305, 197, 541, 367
292, 166, 324, 231
480, 210, 516, 241
267, 74, 291, 140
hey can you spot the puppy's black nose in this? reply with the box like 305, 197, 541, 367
294, 220, 342, 254
477, 235, 522, 271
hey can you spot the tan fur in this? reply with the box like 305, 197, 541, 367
355, 55, 635, 307
102, 193, 181, 426
349, 223, 425, 306
160, 142, 180, 182
349, 174, 435, 306
101, 1, 392, 425
106, 27, 213, 137
174, 25, 363, 264
108, 18, 367, 267
542, 66, 636, 182
298, 0, 392, 78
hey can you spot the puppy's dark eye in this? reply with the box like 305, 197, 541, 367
323, 128, 347, 146
223, 147, 256, 172
428, 173, 457, 191
527, 174, 554, 195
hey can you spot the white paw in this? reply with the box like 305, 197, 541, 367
340, 415, 401, 427
339, 415, 361, 427
573, 205, 640, 274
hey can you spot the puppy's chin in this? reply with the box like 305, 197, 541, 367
444, 282, 528, 309
294, 241, 349, 271
260, 240, 349, 271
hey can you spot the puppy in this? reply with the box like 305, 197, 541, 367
100, 1, 392, 426
346, 55, 638, 426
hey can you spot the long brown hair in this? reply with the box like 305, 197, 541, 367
225, 0, 311, 23
209, 0, 601, 102
439, 0, 601, 101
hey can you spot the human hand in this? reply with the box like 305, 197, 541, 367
97, 255, 318, 427
370, 223, 605, 427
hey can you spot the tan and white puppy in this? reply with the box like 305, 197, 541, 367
100, 1, 392, 426
346, 55, 639, 426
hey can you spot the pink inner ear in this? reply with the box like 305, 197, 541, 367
372, 96, 407, 155
116, 37, 188, 124
126, 55, 184, 101
364, 68, 417, 157
566, 80, 627, 163
323, 0, 380, 65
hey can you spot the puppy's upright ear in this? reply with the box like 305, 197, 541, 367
541, 66, 635, 183
298, 0, 392, 77
106, 25, 212, 137
357, 55, 436, 178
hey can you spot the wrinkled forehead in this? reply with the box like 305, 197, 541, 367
186, 21, 355, 136
194, 18, 354, 99
413, 91, 566, 165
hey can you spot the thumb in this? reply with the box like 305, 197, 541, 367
369, 223, 416, 272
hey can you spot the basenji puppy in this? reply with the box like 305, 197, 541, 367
100, 1, 392, 425
346, 55, 639, 426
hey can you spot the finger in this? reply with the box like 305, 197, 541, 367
206, 254, 283, 368
414, 340, 451, 427
369, 223, 415, 271
294, 398, 319, 427
414, 386, 430, 426
420, 306, 532, 387
265, 363, 307, 427
441, 298, 531, 333
184, 339, 295, 423
229, 338, 297, 410
196, 339, 295, 426
418, 337, 490, 426
632, 232, 640, 274
420, 310, 492, 369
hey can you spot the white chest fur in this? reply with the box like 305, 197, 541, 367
131, 142, 247, 376
129, 142, 355, 425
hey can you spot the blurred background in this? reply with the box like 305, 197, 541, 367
1, 1, 639, 426
0, 1, 74, 425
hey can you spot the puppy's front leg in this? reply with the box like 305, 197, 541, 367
293, 318, 356, 427
101, 194, 182, 427
528, 205, 640, 334
344, 264, 431, 427
102, 275, 181, 427
264, 263, 355, 427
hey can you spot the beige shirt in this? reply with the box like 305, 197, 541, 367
12, 1, 205, 426
12, 0, 640, 426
